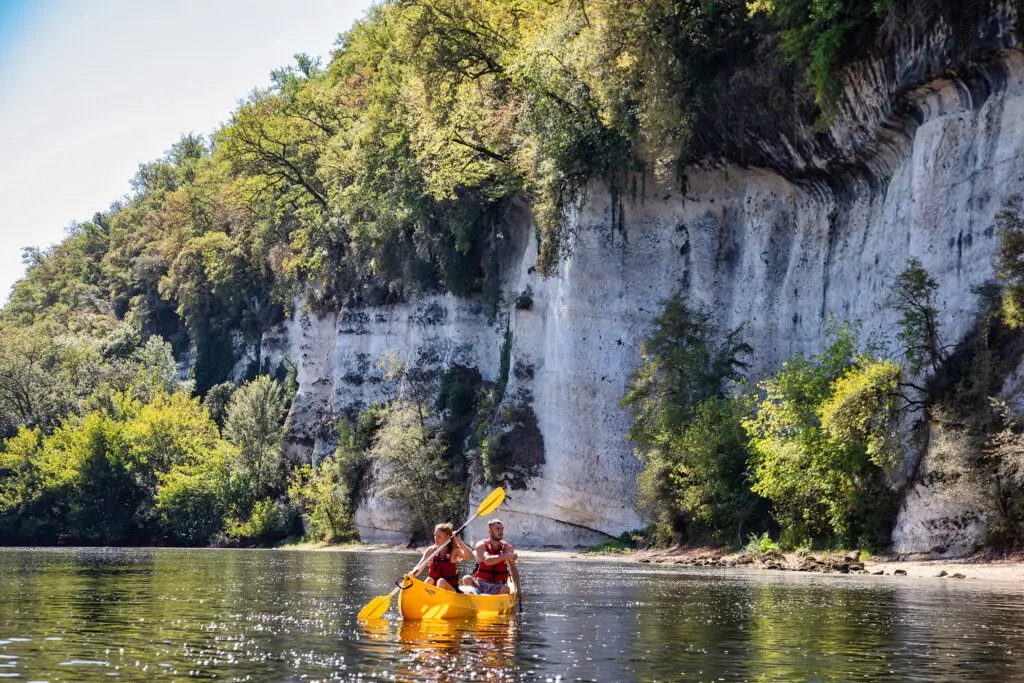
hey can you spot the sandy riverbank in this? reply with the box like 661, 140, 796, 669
281, 541, 1024, 583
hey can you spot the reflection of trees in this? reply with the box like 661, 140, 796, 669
391, 616, 518, 682
0, 548, 375, 680
740, 581, 898, 682
626, 574, 756, 681
886, 584, 1024, 681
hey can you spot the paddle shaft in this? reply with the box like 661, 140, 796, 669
509, 559, 523, 612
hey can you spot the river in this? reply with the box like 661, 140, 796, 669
0, 548, 1022, 681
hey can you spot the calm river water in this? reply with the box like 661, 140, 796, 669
0, 548, 1022, 681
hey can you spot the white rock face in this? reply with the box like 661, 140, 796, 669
889, 424, 1000, 557
258, 29, 1024, 551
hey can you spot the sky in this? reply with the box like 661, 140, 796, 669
0, 0, 376, 304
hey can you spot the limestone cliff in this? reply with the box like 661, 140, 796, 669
250, 6, 1024, 552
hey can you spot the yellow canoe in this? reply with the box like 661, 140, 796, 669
398, 576, 518, 620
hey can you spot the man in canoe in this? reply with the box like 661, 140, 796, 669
414, 522, 474, 592
461, 518, 517, 595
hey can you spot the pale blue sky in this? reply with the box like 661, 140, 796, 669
0, 0, 375, 304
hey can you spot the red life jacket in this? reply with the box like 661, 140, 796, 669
474, 539, 509, 584
428, 546, 458, 583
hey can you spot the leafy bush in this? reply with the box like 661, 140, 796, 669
584, 530, 648, 555
156, 442, 236, 545
744, 531, 781, 556
287, 462, 356, 543
745, 325, 902, 546
224, 498, 296, 545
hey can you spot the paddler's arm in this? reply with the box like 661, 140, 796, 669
502, 543, 518, 564
410, 544, 436, 577
452, 535, 474, 561
478, 542, 517, 565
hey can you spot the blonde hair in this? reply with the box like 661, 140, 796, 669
434, 522, 454, 538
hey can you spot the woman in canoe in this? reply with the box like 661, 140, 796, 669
414, 523, 474, 592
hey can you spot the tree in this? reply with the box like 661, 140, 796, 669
889, 258, 946, 375
744, 326, 901, 546
621, 293, 756, 541
369, 401, 465, 541
156, 441, 237, 545
995, 195, 1024, 328
0, 322, 105, 433
222, 376, 288, 511
287, 461, 354, 543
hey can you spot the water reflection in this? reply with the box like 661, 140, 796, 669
1, 549, 1024, 681
393, 617, 518, 681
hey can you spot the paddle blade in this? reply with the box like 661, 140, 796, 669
358, 594, 392, 621
476, 487, 505, 517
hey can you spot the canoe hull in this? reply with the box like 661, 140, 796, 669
398, 576, 517, 620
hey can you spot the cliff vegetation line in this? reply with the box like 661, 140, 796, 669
0, 0, 1018, 546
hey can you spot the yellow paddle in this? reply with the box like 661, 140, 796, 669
357, 487, 505, 621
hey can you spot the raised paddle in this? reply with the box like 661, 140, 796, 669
357, 486, 506, 621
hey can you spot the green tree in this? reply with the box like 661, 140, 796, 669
995, 195, 1024, 328
287, 461, 355, 542
621, 293, 756, 541
222, 376, 288, 511
369, 401, 465, 541
744, 327, 901, 546
202, 381, 236, 428
889, 258, 947, 374
0, 322, 106, 433
156, 441, 238, 545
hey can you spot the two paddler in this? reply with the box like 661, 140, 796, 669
358, 488, 510, 621
408, 518, 518, 595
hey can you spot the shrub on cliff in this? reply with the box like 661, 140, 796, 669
748, 0, 893, 114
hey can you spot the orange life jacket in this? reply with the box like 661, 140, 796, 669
474, 539, 509, 584
428, 546, 458, 583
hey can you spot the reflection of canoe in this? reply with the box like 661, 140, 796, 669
398, 575, 517, 619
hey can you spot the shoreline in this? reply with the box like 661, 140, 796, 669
285, 541, 1024, 583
